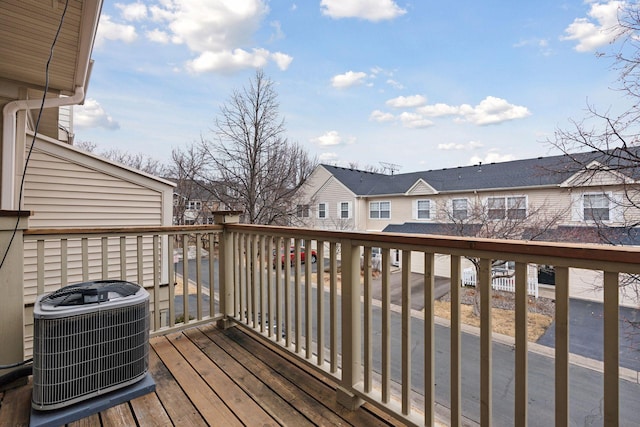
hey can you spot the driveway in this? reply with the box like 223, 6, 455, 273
537, 298, 640, 371
370, 269, 450, 311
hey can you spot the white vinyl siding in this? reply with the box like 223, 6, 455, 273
413, 199, 435, 220
369, 201, 390, 219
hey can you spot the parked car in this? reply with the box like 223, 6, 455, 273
274, 247, 317, 268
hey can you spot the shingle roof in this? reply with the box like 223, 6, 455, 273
323, 148, 640, 196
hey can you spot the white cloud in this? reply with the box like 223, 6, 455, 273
561, 1, 623, 52
386, 95, 427, 108
320, 0, 407, 22
417, 103, 461, 117
95, 15, 137, 47
457, 96, 531, 125
133, 0, 290, 73
146, 29, 170, 43
73, 99, 119, 130
311, 131, 356, 146
116, 2, 148, 21
331, 71, 368, 88
386, 79, 404, 89
398, 112, 433, 128
319, 152, 338, 162
369, 110, 395, 122
469, 151, 516, 165
438, 141, 484, 150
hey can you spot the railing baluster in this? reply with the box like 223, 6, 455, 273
209, 233, 216, 318
294, 239, 302, 353
381, 247, 391, 403
329, 241, 338, 374
276, 236, 283, 341
120, 235, 127, 280
101, 236, 107, 279
514, 261, 528, 426
285, 238, 292, 348
195, 234, 202, 320
316, 240, 325, 367
251, 235, 259, 328
603, 271, 619, 426
450, 255, 461, 427
480, 258, 493, 426
363, 246, 372, 393
182, 234, 189, 324
555, 266, 569, 426
168, 234, 175, 327
60, 239, 67, 286
36, 239, 44, 295
305, 238, 312, 359
137, 235, 143, 285
401, 250, 411, 416
152, 234, 160, 332
267, 236, 274, 338
424, 251, 435, 426
259, 235, 266, 333
238, 233, 246, 322
81, 237, 88, 281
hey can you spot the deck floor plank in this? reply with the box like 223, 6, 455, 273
99, 402, 136, 427
150, 336, 242, 427
167, 331, 278, 427
225, 326, 399, 427
129, 391, 172, 426
147, 345, 206, 426
0, 382, 30, 427
206, 324, 386, 426
185, 326, 316, 427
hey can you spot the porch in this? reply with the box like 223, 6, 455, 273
1, 211, 639, 426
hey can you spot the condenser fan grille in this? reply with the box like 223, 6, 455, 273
32, 281, 150, 410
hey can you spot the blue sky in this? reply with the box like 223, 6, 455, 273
74, 0, 630, 173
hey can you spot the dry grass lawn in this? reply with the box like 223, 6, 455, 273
433, 299, 552, 342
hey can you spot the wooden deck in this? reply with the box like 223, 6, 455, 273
0, 323, 403, 426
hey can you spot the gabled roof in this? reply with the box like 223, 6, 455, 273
322, 147, 640, 196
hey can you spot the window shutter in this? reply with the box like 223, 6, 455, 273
412, 200, 417, 220
571, 192, 583, 221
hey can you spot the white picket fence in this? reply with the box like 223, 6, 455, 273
462, 268, 539, 298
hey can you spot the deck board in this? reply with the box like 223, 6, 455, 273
0, 322, 399, 427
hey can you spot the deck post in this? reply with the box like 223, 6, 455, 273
214, 211, 241, 330
0, 210, 30, 388
336, 238, 363, 410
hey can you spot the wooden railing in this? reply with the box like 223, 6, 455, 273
22, 221, 640, 426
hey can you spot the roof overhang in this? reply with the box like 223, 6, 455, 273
0, 0, 103, 95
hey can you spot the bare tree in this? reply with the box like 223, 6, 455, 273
441, 197, 569, 316
75, 141, 169, 176
198, 69, 317, 225
548, 3, 640, 304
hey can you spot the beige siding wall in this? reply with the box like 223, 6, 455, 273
302, 170, 356, 230
21, 137, 174, 356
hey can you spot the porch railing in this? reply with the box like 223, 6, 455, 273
21, 220, 640, 426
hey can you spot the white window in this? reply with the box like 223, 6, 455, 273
296, 204, 310, 218
452, 198, 468, 220
338, 201, 352, 219
487, 196, 526, 220
583, 193, 610, 221
318, 202, 327, 219
369, 201, 390, 219
187, 200, 201, 210
416, 200, 431, 219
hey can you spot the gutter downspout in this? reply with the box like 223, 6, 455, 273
1, 85, 86, 210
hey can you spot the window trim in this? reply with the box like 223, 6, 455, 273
369, 200, 391, 219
